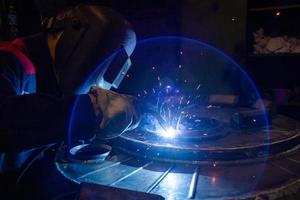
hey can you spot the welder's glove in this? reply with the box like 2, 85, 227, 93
88, 86, 140, 139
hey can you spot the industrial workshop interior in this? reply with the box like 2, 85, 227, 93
0, 0, 300, 199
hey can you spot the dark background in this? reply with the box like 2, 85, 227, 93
0, 0, 248, 62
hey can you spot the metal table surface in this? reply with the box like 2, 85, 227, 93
56, 115, 300, 199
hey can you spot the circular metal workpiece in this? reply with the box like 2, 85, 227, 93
114, 112, 300, 162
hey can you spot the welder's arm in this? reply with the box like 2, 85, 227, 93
0, 95, 97, 152
0, 54, 97, 152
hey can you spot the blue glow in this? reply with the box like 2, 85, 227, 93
68, 35, 270, 147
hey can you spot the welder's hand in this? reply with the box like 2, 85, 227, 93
88, 86, 140, 139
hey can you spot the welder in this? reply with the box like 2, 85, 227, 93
0, 3, 138, 173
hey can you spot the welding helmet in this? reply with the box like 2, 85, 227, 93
46, 3, 136, 95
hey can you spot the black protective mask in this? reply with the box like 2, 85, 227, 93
49, 4, 136, 95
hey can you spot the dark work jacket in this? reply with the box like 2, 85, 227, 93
0, 33, 97, 154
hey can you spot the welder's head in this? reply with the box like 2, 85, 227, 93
44, 3, 136, 95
